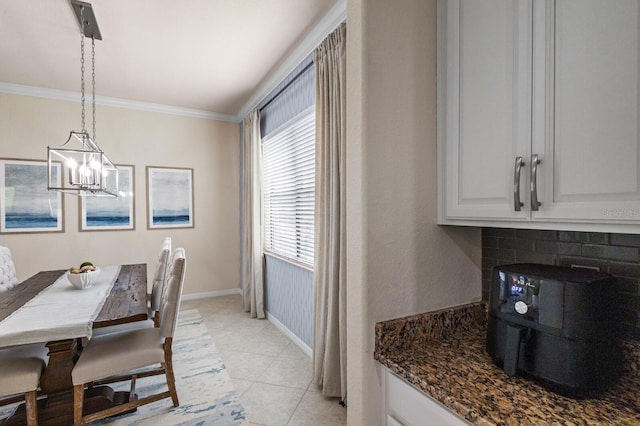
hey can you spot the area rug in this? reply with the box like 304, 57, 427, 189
0, 309, 246, 425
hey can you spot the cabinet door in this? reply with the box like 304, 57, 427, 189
532, 0, 640, 223
384, 368, 469, 426
439, 0, 532, 221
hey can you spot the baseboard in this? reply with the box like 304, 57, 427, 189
265, 311, 313, 358
183, 288, 242, 301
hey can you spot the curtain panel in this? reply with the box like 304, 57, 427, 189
241, 110, 265, 319
312, 22, 347, 400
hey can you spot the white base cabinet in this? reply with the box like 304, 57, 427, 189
438, 0, 640, 233
382, 367, 469, 426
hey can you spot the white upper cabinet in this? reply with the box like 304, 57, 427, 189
532, 0, 640, 223
438, 0, 640, 232
440, 0, 533, 221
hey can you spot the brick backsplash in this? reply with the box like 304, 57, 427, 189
482, 228, 640, 340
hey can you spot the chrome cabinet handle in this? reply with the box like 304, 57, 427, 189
530, 154, 541, 211
514, 156, 525, 211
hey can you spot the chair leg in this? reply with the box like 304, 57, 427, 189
24, 390, 37, 426
73, 384, 85, 426
164, 339, 179, 407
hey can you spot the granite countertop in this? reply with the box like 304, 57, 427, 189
374, 303, 640, 425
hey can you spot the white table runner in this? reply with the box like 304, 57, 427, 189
0, 265, 121, 348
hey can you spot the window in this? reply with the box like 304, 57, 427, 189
262, 108, 315, 267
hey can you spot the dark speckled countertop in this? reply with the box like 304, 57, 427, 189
374, 302, 640, 425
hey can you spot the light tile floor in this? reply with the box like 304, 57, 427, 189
181, 295, 347, 426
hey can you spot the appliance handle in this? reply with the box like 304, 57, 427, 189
513, 156, 525, 211
530, 154, 541, 211
504, 324, 527, 377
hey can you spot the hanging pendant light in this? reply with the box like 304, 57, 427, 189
48, 0, 118, 197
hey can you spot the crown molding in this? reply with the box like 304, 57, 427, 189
0, 0, 346, 124
0, 82, 238, 122
235, 0, 346, 121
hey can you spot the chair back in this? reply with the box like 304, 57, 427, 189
150, 237, 171, 311
159, 248, 186, 338
0, 246, 18, 292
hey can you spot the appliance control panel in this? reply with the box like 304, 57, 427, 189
498, 272, 540, 316
494, 270, 564, 329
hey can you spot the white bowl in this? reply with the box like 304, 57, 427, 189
67, 268, 100, 290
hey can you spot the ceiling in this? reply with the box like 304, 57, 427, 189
0, 0, 341, 121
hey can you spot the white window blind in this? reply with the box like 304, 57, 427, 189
262, 109, 315, 267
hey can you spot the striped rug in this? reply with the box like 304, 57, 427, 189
1, 309, 246, 425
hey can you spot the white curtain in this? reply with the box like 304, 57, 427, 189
241, 109, 265, 319
312, 22, 347, 400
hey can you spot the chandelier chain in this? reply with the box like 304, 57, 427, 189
92, 35, 96, 143
80, 6, 86, 134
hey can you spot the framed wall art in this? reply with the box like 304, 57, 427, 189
146, 166, 194, 229
0, 158, 64, 233
80, 165, 135, 231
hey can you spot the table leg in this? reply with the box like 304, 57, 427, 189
39, 339, 79, 394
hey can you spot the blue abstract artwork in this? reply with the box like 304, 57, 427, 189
147, 167, 193, 229
0, 159, 63, 233
81, 165, 135, 231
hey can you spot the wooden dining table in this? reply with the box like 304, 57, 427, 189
0, 264, 148, 426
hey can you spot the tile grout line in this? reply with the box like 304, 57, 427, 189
285, 388, 309, 426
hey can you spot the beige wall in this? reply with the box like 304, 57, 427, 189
0, 93, 240, 296
346, 1, 482, 424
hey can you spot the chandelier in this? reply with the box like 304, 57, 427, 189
48, 0, 118, 197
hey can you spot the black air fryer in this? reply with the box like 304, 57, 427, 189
486, 263, 623, 397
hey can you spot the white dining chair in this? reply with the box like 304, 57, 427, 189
0, 245, 18, 292
0, 343, 49, 426
149, 237, 172, 325
72, 248, 186, 425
